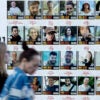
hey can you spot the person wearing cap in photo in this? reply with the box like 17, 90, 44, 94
45, 27, 57, 42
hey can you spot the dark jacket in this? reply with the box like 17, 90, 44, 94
0, 73, 8, 93
10, 35, 21, 44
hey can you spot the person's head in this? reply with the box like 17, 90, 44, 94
0, 42, 7, 75
11, 26, 19, 36
11, 1, 16, 8
19, 42, 40, 74
81, 3, 90, 11
79, 26, 90, 37
83, 78, 89, 85
12, 51, 17, 61
65, 27, 72, 36
65, 51, 73, 64
45, 27, 56, 41
28, 27, 39, 41
47, 1, 53, 10
48, 77, 54, 86
29, 1, 40, 16
65, 1, 74, 15
49, 51, 57, 65
86, 51, 92, 63
65, 78, 71, 86
33, 77, 38, 84
96, 1, 100, 11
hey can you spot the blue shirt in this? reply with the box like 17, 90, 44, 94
0, 67, 34, 100
46, 85, 59, 92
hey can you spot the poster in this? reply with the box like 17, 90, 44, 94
0, 0, 100, 100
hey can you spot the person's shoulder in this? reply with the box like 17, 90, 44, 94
71, 36, 76, 40
54, 85, 59, 88
9, 7, 13, 10
71, 63, 76, 67
16, 7, 20, 10
46, 85, 49, 89
16, 72, 26, 80
61, 84, 66, 88
13, 69, 26, 81
17, 35, 21, 39
88, 85, 91, 88
12, 72, 27, 86
4, 73, 15, 87
79, 84, 82, 87
17, 35, 21, 37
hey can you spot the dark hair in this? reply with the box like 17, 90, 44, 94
66, 51, 73, 55
29, 1, 40, 7
96, 1, 100, 11
66, 1, 74, 8
19, 42, 39, 62
78, 26, 91, 36
65, 77, 71, 81
50, 51, 57, 56
47, 1, 53, 4
46, 33, 56, 42
11, 26, 18, 32
48, 77, 54, 80
88, 51, 93, 64
64, 27, 76, 37
81, 3, 90, 11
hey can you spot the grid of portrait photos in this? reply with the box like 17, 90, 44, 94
4, 0, 100, 99
7, 50, 100, 70
7, 0, 100, 19
10, 76, 100, 95
7, 26, 100, 45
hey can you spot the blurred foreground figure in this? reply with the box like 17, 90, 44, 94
0, 42, 41, 100
0, 42, 8, 93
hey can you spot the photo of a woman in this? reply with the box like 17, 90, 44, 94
0, 42, 8, 93
62, 27, 76, 42
64, 1, 75, 16
28, 27, 41, 42
78, 26, 94, 43
31, 77, 41, 92
82, 51, 93, 68
43, 26, 59, 44
79, 1, 94, 16
96, 1, 100, 16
